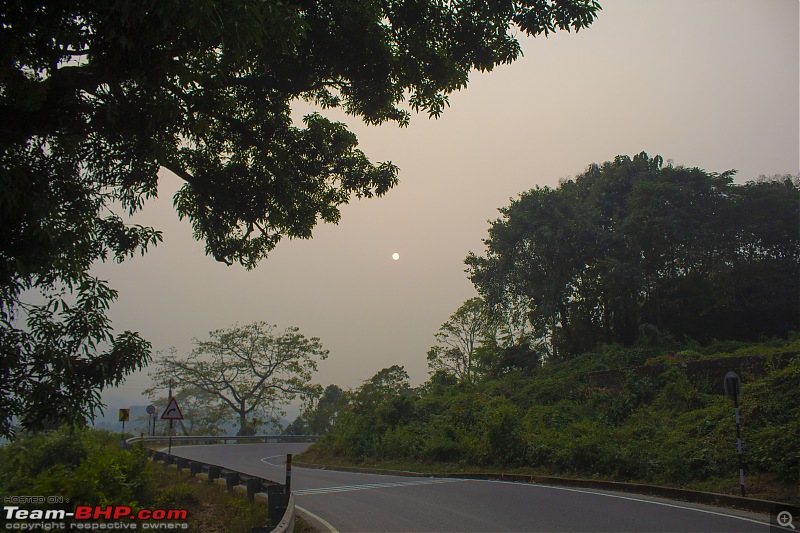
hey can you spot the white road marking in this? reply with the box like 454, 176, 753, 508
483, 480, 773, 528
255, 455, 773, 530
296, 505, 340, 533
260, 455, 285, 467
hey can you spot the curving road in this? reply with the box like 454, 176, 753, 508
169, 443, 775, 532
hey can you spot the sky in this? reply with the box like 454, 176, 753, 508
96, 0, 800, 417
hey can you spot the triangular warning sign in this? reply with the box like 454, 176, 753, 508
161, 397, 184, 420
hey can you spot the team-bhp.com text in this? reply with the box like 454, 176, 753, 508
4, 506, 188, 530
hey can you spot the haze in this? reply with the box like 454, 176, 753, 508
97, 0, 799, 413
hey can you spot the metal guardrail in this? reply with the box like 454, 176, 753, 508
128, 435, 318, 532
125, 434, 320, 446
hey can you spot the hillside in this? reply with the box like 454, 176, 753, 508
300, 339, 800, 504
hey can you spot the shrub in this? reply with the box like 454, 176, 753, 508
0, 428, 150, 507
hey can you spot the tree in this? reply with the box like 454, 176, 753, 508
427, 297, 494, 385
338, 365, 416, 455
304, 384, 344, 435
467, 153, 800, 358
284, 383, 344, 435
466, 184, 599, 359
148, 322, 327, 435
0, 0, 601, 438
359, 365, 412, 398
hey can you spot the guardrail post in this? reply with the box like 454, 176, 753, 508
164, 454, 173, 466
246, 477, 260, 503
176, 458, 188, 472
267, 484, 289, 526
285, 454, 292, 494
189, 461, 202, 477
225, 472, 239, 493
208, 466, 221, 483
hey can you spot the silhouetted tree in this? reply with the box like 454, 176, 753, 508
0, 0, 601, 439
467, 153, 799, 357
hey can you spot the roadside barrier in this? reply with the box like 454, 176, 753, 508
125, 434, 319, 446
125, 435, 316, 532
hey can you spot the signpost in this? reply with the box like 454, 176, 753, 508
118, 409, 130, 444
145, 405, 156, 436
161, 396, 184, 455
723, 371, 745, 497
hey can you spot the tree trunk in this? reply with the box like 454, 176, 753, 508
237, 409, 253, 436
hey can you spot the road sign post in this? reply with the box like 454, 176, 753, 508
146, 405, 156, 437
119, 409, 130, 444
161, 397, 184, 455
723, 371, 745, 497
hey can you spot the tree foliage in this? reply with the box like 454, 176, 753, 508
284, 384, 344, 435
148, 322, 327, 435
0, 427, 150, 508
0, 0, 601, 268
315, 365, 416, 459
0, 0, 601, 439
305, 340, 800, 499
466, 153, 800, 360
427, 297, 495, 385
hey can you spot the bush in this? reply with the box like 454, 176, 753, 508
308, 338, 798, 499
0, 427, 150, 507
423, 429, 465, 463
473, 397, 524, 467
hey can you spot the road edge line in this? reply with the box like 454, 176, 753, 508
296, 504, 340, 533
293, 461, 797, 517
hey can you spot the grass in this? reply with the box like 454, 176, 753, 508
147, 461, 272, 532
147, 461, 318, 532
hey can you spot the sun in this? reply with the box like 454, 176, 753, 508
392, 252, 400, 261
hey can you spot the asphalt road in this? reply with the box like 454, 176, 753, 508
169, 443, 775, 532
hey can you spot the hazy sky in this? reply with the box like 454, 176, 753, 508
98, 0, 800, 413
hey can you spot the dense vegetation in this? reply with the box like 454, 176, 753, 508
300, 154, 800, 502
302, 341, 799, 501
0, 428, 274, 530
0, 428, 151, 507
467, 153, 798, 358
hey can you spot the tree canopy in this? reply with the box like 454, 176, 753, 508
0, 0, 601, 437
466, 153, 800, 359
427, 297, 494, 385
284, 383, 344, 435
149, 322, 327, 435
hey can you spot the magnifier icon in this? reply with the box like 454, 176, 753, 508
778, 511, 796, 529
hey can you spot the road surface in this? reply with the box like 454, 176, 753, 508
169, 442, 774, 532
